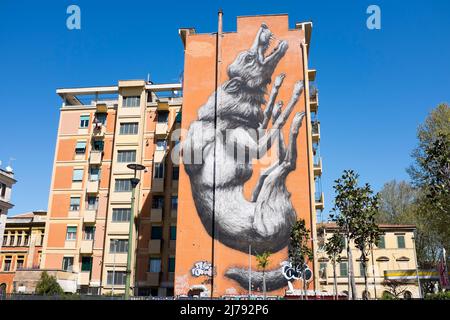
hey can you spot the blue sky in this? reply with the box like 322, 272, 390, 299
0, 0, 449, 218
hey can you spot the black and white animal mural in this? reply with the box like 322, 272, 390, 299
182, 23, 306, 291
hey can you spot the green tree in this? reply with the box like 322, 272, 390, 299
407, 103, 450, 269
35, 271, 64, 296
255, 251, 271, 298
330, 170, 380, 300
408, 104, 450, 252
324, 232, 345, 299
288, 219, 313, 300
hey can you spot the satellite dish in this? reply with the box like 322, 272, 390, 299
5, 166, 13, 173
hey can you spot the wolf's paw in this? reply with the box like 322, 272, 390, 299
272, 101, 283, 124
291, 112, 305, 134
274, 73, 286, 88
293, 81, 304, 97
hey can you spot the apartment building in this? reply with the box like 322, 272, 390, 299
0, 211, 46, 294
316, 223, 421, 299
0, 167, 16, 254
41, 80, 182, 296
175, 14, 323, 297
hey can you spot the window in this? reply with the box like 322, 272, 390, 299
89, 166, 100, 181
170, 226, 176, 240
107, 271, 126, 285
93, 140, 104, 151
156, 139, 167, 151
62, 257, 74, 271
112, 208, 131, 222
172, 167, 179, 180
171, 196, 178, 210
339, 262, 348, 277
151, 226, 162, 240
16, 235, 22, 246
94, 113, 107, 125
119, 122, 138, 135
9, 235, 15, 246
84, 226, 95, 240
122, 96, 140, 108
117, 150, 136, 163
152, 196, 164, 209
319, 262, 327, 279
3, 256, 12, 271
80, 115, 90, 128
75, 141, 87, 154
72, 169, 84, 182
66, 226, 77, 240
397, 235, 406, 249
157, 111, 169, 123
16, 256, 25, 270
81, 256, 93, 272
377, 235, 385, 249
86, 196, 98, 211
148, 258, 161, 273
115, 179, 132, 192
168, 257, 175, 273
359, 262, 366, 277
24, 234, 29, 246
110, 239, 128, 253
70, 197, 81, 211
154, 163, 164, 179
2, 235, 7, 246
0, 183, 6, 198
175, 112, 181, 124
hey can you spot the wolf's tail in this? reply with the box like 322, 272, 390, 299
225, 267, 287, 292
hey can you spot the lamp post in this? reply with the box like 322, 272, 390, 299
125, 163, 145, 300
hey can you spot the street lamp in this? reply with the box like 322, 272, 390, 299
125, 163, 146, 300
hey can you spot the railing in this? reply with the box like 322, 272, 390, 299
312, 121, 320, 135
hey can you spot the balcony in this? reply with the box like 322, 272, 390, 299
312, 121, 320, 142
86, 180, 99, 194
314, 158, 322, 176
80, 240, 93, 254
155, 122, 168, 136
152, 178, 164, 192
310, 90, 319, 113
150, 208, 163, 223
89, 150, 103, 165
149, 239, 161, 254
92, 123, 105, 138
315, 192, 324, 211
78, 272, 91, 286
146, 272, 160, 286
83, 210, 96, 223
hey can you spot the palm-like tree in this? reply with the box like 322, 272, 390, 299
256, 252, 271, 298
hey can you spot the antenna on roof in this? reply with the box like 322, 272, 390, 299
6, 157, 15, 173
147, 73, 152, 84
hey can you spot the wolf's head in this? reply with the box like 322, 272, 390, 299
227, 23, 288, 93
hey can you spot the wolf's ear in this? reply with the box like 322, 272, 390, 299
224, 77, 242, 94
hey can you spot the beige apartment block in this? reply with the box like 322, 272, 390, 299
42, 80, 182, 296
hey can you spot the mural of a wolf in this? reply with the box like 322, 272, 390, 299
182, 23, 305, 291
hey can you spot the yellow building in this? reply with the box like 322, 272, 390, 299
316, 223, 421, 299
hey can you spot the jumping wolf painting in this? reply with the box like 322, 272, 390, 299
175, 14, 317, 297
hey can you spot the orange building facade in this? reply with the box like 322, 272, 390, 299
175, 14, 323, 297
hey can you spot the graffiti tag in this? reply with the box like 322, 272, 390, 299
281, 262, 313, 282
191, 261, 214, 277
